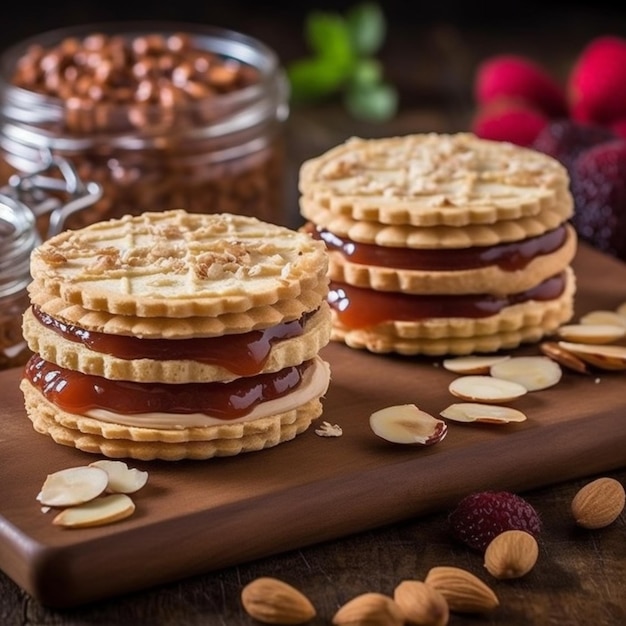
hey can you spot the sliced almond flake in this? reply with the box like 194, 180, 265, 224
558, 341, 626, 371
89, 460, 148, 494
37, 466, 109, 507
442, 354, 510, 375
440, 402, 527, 424
556, 323, 626, 344
52, 494, 136, 529
448, 375, 527, 403
540, 341, 589, 374
616, 302, 626, 319
314, 421, 343, 437
489, 356, 562, 391
369, 404, 447, 446
579, 310, 626, 329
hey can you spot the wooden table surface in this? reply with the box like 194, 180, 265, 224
1, 5, 626, 625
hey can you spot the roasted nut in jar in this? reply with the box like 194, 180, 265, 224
0, 24, 289, 231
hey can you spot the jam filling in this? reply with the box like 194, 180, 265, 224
24, 355, 312, 419
32, 306, 313, 377
328, 273, 566, 329
309, 224, 567, 271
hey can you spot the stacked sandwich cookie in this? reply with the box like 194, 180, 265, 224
20, 210, 332, 460
299, 133, 577, 355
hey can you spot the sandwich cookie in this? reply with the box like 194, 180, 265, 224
21, 210, 332, 460
299, 133, 577, 355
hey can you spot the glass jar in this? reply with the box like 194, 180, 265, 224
0, 22, 289, 233
0, 155, 101, 370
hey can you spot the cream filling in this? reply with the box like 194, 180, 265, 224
86, 357, 331, 429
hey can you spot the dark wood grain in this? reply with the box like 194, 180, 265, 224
1, 242, 625, 621
2, 6, 626, 624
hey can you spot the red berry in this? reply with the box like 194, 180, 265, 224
568, 36, 626, 125
475, 54, 567, 118
532, 118, 618, 173
571, 139, 626, 261
448, 491, 542, 552
472, 99, 549, 147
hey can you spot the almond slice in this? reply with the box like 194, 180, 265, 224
448, 375, 527, 403
556, 323, 626, 344
617, 302, 626, 319
37, 466, 109, 507
369, 404, 448, 445
558, 341, 626, 370
89, 460, 149, 494
442, 354, 510, 375
540, 341, 589, 374
440, 402, 527, 424
489, 355, 562, 391
52, 494, 136, 528
579, 310, 626, 328
442, 354, 510, 374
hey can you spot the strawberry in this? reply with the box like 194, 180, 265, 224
532, 118, 617, 173
568, 36, 626, 125
448, 491, 542, 552
471, 99, 549, 147
475, 54, 567, 118
570, 139, 626, 261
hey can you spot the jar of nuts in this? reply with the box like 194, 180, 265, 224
0, 22, 289, 233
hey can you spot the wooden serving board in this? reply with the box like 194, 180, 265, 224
1, 243, 625, 608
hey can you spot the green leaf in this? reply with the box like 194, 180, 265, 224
345, 2, 386, 56
305, 11, 355, 69
287, 56, 348, 102
349, 58, 383, 88
344, 82, 399, 122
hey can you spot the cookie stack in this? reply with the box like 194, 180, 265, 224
299, 133, 577, 355
20, 210, 332, 460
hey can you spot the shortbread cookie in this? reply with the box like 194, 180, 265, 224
22, 380, 323, 461
30, 210, 329, 317
23, 303, 332, 382
299, 133, 577, 355
328, 268, 575, 355
21, 210, 332, 460
299, 133, 570, 227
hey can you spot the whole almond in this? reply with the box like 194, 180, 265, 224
241, 577, 316, 625
393, 579, 449, 626
571, 477, 626, 529
484, 530, 539, 579
332, 592, 404, 626
424, 566, 499, 614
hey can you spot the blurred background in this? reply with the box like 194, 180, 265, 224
3, 1, 626, 242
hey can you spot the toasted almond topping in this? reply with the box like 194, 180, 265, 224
540, 341, 589, 374
489, 355, 562, 391
441, 354, 510, 375
558, 341, 626, 371
37, 466, 109, 507
89, 460, 149, 494
448, 375, 527, 403
314, 421, 343, 437
52, 494, 136, 528
440, 402, 527, 424
556, 323, 626, 344
369, 404, 448, 446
